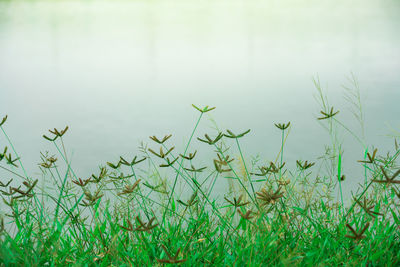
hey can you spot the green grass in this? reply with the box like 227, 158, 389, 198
0, 81, 399, 266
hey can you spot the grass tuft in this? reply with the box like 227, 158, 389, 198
0, 80, 399, 266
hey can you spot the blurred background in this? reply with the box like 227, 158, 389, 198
0, 0, 399, 199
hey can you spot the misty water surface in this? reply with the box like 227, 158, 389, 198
0, 0, 399, 200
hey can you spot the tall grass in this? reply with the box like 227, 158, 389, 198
0, 82, 399, 266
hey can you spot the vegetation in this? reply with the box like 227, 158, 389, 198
0, 79, 399, 266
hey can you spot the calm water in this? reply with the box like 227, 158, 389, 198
0, 0, 399, 200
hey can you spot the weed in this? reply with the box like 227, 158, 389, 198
0, 82, 399, 266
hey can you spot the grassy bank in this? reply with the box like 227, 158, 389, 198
0, 81, 399, 266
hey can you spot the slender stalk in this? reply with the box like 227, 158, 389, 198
161, 112, 203, 225
337, 152, 344, 216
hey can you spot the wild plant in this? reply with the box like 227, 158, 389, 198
0, 79, 399, 266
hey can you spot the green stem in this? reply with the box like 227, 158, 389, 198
235, 139, 256, 201
337, 152, 344, 216
161, 112, 203, 225
213, 144, 255, 204
280, 130, 284, 177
